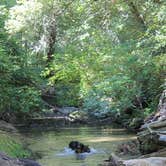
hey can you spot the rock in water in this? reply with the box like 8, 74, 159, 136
100, 155, 166, 166
0, 152, 41, 166
19, 159, 41, 166
123, 157, 166, 166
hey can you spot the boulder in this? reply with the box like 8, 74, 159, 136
0, 120, 17, 132
19, 159, 42, 166
116, 140, 140, 156
123, 157, 166, 166
0, 152, 41, 166
99, 154, 166, 166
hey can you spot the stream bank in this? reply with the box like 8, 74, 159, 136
0, 90, 165, 166
100, 90, 166, 166
0, 152, 41, 166
0, 120, 42, 166
0, 119, 136, 166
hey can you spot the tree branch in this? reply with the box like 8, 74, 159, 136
126, 0, 147, 30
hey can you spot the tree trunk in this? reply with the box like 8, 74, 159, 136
126, 0, 147, 30
46, 13, 57, 62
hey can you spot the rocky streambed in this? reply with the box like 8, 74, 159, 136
0, 152, 41, 166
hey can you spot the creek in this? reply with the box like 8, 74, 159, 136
19, 126, 136, 166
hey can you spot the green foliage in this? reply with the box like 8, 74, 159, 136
11, 87, 41, 113
82, 90, 111, 118
54, 83, 80, 106
0, 132, 30, 158
0, 41, 13, 111
0, 2, 43, 117
0, 33, 42, 115
0, 0, 165, 124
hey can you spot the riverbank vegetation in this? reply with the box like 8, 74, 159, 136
0, 130, 30, 158
0, 0, 165, 129
0, 0, 165, 128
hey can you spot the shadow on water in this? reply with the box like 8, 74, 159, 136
19, 126, 136, 166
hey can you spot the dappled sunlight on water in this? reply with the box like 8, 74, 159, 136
85, 136, 136, 143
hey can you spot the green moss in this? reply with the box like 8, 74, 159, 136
0, 131, 30, 158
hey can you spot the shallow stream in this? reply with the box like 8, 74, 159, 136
20, 126, 136, 166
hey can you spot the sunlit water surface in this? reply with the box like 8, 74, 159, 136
21, 126, 135, 166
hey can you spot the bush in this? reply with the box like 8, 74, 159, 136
82, 90, 111, 118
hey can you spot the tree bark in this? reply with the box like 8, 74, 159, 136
126, 0, 147, 30
46, 13, 57, 62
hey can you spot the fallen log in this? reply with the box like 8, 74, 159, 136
138, 130, 166, 154
140, 148, 166, 158
137, 89, 166, 154
141, 120, 166, 130
159, 134, 166, 145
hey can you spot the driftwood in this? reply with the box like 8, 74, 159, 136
138, 120, 166, 154
42, 100, 79, 116
141, 120, 166, 130
145, 90, 166, 123
140, 148, 166, 158
137, 90, 166, 154
99, 153, 124, 166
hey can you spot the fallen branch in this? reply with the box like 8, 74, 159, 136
42, 99, 65, 115
141, 120, 166, 130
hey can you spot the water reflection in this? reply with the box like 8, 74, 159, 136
22, 126, 135, 166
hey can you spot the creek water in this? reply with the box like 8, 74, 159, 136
20, 126, 136, 166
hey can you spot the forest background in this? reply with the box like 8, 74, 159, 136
0, 0, 165, 128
